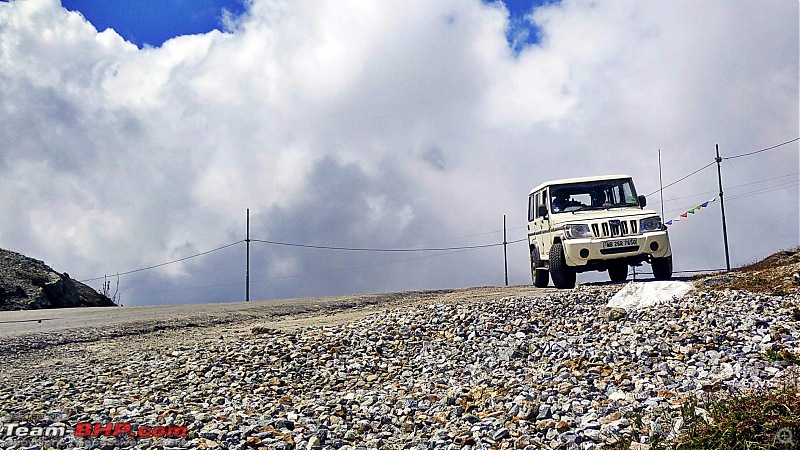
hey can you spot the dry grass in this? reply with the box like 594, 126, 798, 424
673, 378, 800, 449
736, 248, 800, 272
694, 247, 800, 296
605, 373, 800, 450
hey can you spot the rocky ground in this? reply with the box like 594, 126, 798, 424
0, 248, 114, 311
0, 251, 798, 450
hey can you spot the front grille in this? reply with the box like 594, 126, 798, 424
592, 220, 638, 238
610, 221, 620, 236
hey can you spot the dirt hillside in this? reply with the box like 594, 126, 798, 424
0, 248, 114, 310
693, 247, 800, 295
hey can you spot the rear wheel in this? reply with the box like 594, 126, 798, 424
652, 255, 673, 280
533, 268, 549, 288
549, 242, 576, 289
531, 249, 549, 288
608, 264, 628, 282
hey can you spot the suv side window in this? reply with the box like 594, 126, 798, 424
536, 190, 547, 217
528, 195, 535, 221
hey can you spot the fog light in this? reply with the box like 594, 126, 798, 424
580, 248, 590, 258
650, 242, 659, 251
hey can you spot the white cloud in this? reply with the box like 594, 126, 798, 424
0, 0, 796, 305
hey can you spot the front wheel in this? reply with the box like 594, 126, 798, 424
652, 255, 673, 280
549, 242, 576, 289
608, 264, 628, 283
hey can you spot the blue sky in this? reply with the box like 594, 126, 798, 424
61, 0, 248, 47
62, 0, 547, 49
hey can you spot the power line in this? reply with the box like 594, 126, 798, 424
650, 172, 799, 205
251, 238, 528, 285
663, 180, 798, 214
80, 234, 531, 285
726, 180, 799, 202
723, 137, 799, 160
250, 238, 527, 252
125, 236, 531, 298
644, 162, 715, 197
80, 240, 245, 282
644, 137, 799, 198
236, 224, 529, 267
724, 172, 798, 189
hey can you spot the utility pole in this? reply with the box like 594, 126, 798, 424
658, 149, 665, 220
503, 214, 508, 286
715, 144, 731, 272
246, 208, 251, 302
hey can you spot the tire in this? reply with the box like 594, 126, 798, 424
652, 255, 673, 280
608, 264, 628, 283
533, 268, 549, 288
531, 248, 549, 288
549, 242, 576, 289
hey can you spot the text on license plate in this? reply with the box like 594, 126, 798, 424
602, 238, 637, 249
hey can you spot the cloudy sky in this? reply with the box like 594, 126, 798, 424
0, 0, 797, 306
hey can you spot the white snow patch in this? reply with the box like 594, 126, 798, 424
607, 281, 694, 310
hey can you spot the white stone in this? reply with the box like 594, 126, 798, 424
607, 281, 694, 310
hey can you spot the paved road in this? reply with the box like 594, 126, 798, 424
0, 298, 300, 338
0, 285, 551, 339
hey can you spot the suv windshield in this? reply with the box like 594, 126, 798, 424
550, 178, 639, 213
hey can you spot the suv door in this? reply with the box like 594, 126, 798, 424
530, 188, 550, 265
537, 188, 551, 260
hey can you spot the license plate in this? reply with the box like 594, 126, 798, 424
603, 238, 637, 249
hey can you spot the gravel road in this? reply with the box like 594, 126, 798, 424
0, 286, 549, 355
0, 283, 797, 450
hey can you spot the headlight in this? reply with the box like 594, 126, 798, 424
564, 224, 592, 239
639, 216, 663, 232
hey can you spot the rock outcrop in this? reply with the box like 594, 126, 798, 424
0, 248, 115, 310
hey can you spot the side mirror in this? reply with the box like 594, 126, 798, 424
538, 204, 549, 219
638, 195, 647, 208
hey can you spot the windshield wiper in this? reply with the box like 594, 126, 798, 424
570, 204, 637, 213
604, 203, 638, 210
571, 206, 601, 213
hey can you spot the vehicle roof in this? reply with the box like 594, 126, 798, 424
529, 174, 632, 195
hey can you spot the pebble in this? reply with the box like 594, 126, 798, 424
0, 286, 797, 449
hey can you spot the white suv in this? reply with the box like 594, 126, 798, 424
527, 175, 672, 289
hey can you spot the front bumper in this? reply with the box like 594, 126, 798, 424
561, 231, 671, 267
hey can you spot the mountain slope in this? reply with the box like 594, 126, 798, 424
0, 248, 114, 310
